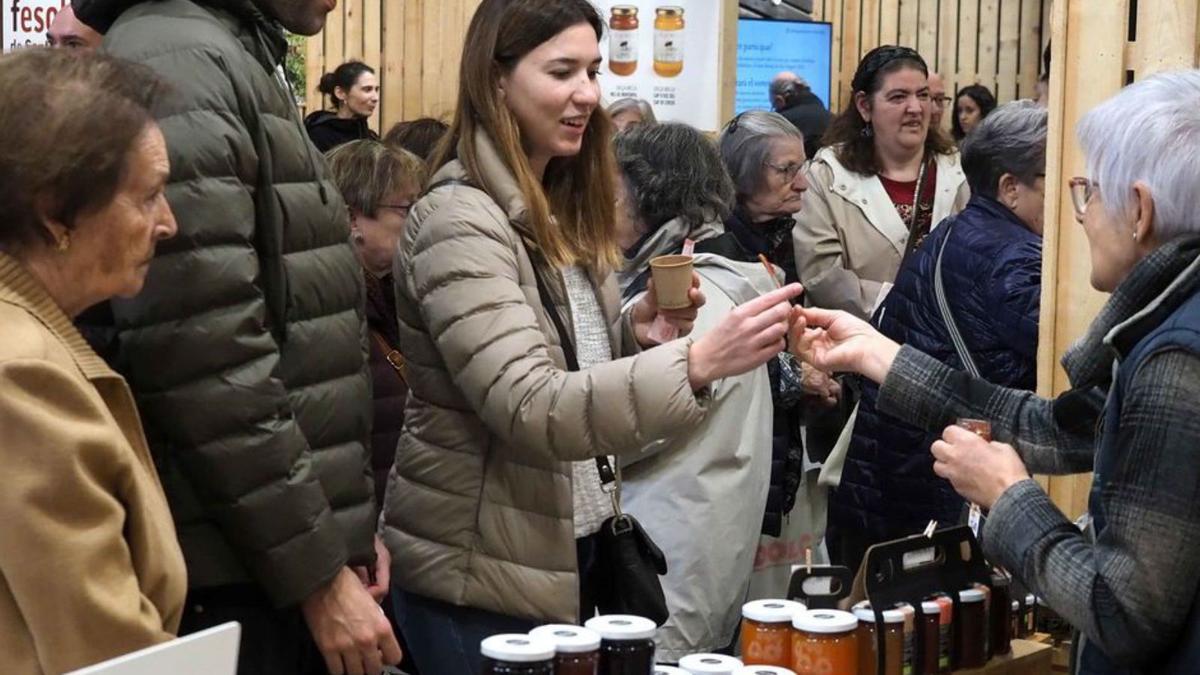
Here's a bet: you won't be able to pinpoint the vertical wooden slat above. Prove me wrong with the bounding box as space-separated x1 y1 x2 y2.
860 0 881 59
880 0 900 46
977 0 1000 93
363 0 382 133
305 23 325 116
343 0 364 61
1018 0 1043 99
324 1 345 79
936 0 960 77
381 0 406 128
1133 0 1200 78
917 0 938 60
841 0 863 109
997 0 1021 101
402 0 424 120
898 0 919 47
829 0 846 110
956 0 980 88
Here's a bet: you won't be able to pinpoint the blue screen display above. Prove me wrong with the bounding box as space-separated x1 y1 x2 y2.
736 19 833 114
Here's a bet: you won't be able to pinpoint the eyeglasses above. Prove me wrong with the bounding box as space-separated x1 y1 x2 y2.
378 202 413 218
765 160 804 182
1068 177 1097 217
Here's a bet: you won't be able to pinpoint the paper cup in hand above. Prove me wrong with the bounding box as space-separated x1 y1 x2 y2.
649 254 694 309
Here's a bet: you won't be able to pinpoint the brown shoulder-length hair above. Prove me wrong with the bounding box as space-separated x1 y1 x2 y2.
430 0 618 271
822 45 955 176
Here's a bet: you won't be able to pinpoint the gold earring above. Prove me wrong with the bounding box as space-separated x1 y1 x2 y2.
55 232 70 252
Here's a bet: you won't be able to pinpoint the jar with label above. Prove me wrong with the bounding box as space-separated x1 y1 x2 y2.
732 667 797 675
1022 595 1038 637
852 602 905 675
956 589 988 669
891 603 916 675
608 6 638 76
678 653 743 674
653 7 684 77
530 624 602 675
585 615 657 675
741 600 804 667
989 574 1012 656
937 597 955 673
481 634 556 675
1009 600 1021 643
790 609 858 674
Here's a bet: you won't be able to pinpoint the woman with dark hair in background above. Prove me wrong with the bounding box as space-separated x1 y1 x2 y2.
305 60 380 152
0 48 184 675
794 45 968 319
952 84 998 141
383 117 450 162
379 0 802 671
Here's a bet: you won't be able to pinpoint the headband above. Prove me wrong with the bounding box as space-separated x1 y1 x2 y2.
851 45 928 93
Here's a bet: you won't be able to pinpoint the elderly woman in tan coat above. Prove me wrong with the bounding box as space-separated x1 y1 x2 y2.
795 46 968 318
381 1 803 672
0 50 185 674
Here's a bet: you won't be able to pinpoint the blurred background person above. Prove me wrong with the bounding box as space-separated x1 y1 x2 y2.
770 71 832 160
383 117 450 163
380 2 802 670
710 110 841 597
829 101 1047 572
928 71 949 130
48 2 102 50
0 48 183 675
795 45 968 319
792 70 1200 673
607 96 657 131
952 84 998 142
614 122 776 661
306 60 381 152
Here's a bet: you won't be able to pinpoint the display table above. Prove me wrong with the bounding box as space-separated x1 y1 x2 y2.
955 639 1054 674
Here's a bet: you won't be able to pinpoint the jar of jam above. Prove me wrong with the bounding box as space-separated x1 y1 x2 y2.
653 7 684 77
481 634 556 675
916 598 945 672
989 574 1012 656
740 599 804 667
852 602 905 675
732 667 797 675
530 624 602 675
678 653 743 673
790 609 858 675
1009 600 1021 643
890 603 916 675
1022 594 1038 637
608 6 638 76
956 589 987 669
585 615 657 675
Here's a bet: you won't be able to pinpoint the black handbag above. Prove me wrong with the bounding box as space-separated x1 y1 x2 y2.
521 239 671 626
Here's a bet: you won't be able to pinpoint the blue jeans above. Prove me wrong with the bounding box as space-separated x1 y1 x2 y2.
391 588 538 674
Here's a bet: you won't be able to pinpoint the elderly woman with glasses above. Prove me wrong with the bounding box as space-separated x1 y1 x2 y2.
704 111 840 591
792 70 1200 673
828 101 1048 573
794 45 969 319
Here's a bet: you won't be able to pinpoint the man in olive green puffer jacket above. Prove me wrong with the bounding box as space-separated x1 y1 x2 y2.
72 0 400 673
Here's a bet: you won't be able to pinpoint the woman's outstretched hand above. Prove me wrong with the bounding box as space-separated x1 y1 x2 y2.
788 305 900 384
687 283 805 390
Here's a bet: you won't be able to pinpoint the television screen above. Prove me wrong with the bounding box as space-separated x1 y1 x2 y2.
736 19 833 114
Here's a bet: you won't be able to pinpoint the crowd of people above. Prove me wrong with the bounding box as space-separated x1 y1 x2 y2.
2 0 1200 674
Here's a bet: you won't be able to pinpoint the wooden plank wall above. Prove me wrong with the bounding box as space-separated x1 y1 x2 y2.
1037 0 1200 518
811 0 1049 128
306 0 483 135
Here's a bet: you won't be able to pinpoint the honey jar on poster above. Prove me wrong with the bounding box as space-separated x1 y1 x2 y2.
653 7 684 77
608 6 638 76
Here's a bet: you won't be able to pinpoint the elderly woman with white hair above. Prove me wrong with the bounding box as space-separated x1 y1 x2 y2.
702 111 839 597
829 101 1048 573
607 97 656 132
791 70 1200 673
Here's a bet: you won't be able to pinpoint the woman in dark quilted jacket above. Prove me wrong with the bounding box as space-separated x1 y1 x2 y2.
828 101 1047 573
326 140 426 508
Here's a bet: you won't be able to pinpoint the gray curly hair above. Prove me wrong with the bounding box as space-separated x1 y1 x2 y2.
613 122 734 229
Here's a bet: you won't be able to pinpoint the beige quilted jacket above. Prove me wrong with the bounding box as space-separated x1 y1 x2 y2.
381 130 709 623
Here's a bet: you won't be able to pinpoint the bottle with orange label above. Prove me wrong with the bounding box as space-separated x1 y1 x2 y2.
608 6 638 76
653 7 684 77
